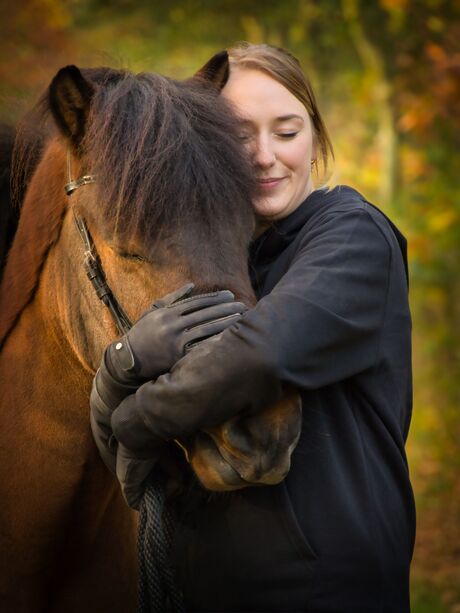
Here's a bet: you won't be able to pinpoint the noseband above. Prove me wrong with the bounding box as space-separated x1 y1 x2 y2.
64 152 132 336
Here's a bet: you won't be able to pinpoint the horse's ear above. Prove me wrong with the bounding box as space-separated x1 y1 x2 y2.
193 50 230 90
49 65 95 150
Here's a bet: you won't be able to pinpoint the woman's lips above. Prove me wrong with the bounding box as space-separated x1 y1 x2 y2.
257 177 286 189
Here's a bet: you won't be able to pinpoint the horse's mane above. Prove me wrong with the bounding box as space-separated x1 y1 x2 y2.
0 142 68 347
0 124 19 277
0 66 256 347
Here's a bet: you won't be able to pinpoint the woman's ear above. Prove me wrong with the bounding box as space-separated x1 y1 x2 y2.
49 65 95 151
192 50 230 91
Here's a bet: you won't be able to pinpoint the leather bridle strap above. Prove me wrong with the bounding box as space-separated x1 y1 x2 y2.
72 213 132 335
64 153 132 336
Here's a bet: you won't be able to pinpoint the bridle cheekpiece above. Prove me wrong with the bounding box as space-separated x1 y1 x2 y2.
65 151 132 335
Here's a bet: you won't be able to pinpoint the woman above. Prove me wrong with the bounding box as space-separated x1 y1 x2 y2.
91 43 415 612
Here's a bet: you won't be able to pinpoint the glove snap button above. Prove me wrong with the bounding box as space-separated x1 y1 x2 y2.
115 342 123 350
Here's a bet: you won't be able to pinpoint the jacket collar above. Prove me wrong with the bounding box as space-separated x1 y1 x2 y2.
250 187 330 263
249 184 409 288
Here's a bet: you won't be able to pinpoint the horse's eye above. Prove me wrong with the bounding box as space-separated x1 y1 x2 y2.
118 250 146 262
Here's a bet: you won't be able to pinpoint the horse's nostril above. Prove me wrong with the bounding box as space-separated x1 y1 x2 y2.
190 432 251 491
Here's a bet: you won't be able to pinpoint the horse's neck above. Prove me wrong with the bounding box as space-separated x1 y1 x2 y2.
2 282 91 391
0 139 107 374
1 222 90 378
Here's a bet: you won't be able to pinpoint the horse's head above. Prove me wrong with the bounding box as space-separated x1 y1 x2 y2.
39 63 256 371
7 60 301 492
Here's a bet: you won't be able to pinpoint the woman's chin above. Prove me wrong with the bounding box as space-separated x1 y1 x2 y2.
254 198 280 219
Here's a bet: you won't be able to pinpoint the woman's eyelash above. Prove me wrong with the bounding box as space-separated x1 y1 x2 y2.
238 132 298 140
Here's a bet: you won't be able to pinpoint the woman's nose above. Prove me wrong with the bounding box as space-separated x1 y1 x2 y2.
253 137 276 169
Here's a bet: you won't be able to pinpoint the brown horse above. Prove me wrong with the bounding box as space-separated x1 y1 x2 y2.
0 59 301 612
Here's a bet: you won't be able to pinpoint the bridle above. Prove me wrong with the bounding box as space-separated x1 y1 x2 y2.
64 152 132 335
65 154 190 462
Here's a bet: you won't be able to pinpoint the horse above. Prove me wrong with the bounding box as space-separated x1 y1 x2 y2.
0 56 301 612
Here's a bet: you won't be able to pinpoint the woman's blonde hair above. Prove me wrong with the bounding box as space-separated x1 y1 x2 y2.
227 42 334 180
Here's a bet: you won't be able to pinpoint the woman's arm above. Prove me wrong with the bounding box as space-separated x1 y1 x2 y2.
90 286 247 472
111 208 393 453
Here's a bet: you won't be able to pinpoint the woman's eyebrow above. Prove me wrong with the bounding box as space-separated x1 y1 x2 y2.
275 114 304 122
238 114 304 127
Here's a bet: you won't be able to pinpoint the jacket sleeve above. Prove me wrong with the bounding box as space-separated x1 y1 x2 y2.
111 209 392 452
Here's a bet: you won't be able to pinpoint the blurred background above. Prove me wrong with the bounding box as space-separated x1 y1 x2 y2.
1 0 459 610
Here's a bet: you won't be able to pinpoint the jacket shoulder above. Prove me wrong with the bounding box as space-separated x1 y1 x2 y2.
301 185 409 285
305 186 403 244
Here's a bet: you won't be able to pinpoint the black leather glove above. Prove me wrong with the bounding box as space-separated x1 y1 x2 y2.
105 283 247 384
111 332 283 454
90 283 247 473
115 441 190 510
109 331 283 507
115 443 158 510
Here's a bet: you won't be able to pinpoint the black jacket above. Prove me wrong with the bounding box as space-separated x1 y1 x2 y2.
112 186 415 612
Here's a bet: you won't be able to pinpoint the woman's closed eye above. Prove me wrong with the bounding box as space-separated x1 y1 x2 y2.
276 131 299 139
238 131 298 142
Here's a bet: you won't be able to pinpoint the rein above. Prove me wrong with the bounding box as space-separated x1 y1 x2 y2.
65 153 185 613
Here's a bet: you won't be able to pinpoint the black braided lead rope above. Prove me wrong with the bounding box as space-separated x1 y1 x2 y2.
138 473 186 613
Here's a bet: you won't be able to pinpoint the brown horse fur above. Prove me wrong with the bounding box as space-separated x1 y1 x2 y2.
0 63 301 612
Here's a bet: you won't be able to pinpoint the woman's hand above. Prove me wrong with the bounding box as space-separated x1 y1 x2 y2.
105 283 247 383
90 283 247 474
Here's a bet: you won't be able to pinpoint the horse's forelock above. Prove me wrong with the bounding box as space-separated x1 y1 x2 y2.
81 70 256 270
